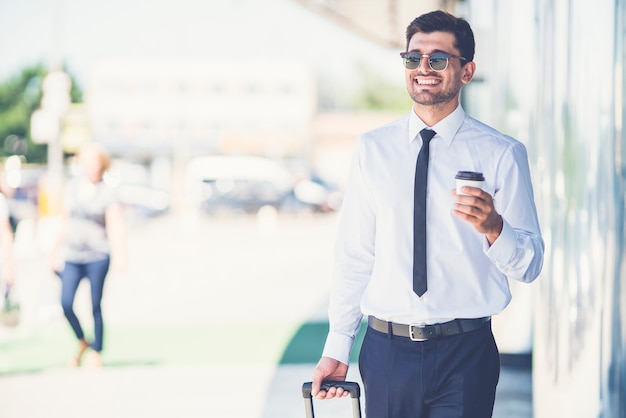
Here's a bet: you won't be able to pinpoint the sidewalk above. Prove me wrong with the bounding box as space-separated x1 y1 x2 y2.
0 360 531 418
0 212 532 417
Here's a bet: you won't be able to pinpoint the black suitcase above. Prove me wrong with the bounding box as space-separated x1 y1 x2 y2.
301 381 362 418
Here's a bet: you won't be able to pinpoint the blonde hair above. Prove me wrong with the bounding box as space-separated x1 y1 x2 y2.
76 142 111 173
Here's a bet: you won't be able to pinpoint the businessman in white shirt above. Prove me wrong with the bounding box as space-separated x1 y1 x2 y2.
311 10 544 418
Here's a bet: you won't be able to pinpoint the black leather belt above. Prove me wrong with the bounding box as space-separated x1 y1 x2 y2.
368 316 491 341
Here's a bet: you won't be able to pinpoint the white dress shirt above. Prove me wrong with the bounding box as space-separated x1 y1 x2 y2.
322 105 544 365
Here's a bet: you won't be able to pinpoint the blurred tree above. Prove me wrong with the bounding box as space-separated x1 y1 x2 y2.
0 64 83 164
317 63 409 111
352 62 411 111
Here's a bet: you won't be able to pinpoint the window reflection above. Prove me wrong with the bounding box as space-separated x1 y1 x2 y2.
464 0 625 416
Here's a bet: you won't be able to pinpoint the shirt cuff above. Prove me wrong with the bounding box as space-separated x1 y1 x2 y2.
321 331 354 365
484 218 516 267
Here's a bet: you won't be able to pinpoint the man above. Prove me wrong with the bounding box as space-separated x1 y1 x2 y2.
311 10 544 418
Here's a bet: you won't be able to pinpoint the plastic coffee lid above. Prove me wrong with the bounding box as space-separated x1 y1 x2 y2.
455 171 485 181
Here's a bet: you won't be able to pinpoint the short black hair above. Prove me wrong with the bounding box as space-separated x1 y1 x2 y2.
405 10 475 62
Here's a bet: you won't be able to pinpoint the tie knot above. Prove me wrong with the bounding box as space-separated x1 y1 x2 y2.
420 128 436 144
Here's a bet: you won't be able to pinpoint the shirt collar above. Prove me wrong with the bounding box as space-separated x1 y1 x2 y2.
408 104 466 145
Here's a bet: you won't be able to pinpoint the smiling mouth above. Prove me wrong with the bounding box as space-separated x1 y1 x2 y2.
415 78 440 85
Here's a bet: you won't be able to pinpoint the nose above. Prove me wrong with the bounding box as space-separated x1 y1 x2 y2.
417 55 431 72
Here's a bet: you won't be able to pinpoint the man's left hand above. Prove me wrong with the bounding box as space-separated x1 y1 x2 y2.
451 187 503 245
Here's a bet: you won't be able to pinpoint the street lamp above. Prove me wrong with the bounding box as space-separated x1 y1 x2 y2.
30 70 72 216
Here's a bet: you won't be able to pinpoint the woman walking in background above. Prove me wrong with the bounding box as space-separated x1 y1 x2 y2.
0 178 17 326
0 188 16 290
49 142 126 368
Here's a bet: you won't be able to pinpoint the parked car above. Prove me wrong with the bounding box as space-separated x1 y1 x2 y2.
3 163 46 229
104 160 171 218
185 155 294 214
291 173 343 213
184 155 342 215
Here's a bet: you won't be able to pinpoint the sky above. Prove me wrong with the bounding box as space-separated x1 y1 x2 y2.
0 0 404 91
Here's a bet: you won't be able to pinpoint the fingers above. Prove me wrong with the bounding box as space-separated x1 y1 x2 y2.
311 357 350 400
451 187 500 235
321 386 347 399
451 187 491 218
452 186 493 204
313 385 347 399
311 366 324 397
315 387 349 399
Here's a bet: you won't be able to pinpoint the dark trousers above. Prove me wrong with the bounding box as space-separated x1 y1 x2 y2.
60 257 110 352
359 321 500 418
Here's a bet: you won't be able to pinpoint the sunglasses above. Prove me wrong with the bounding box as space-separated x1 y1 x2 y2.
400 52 468 71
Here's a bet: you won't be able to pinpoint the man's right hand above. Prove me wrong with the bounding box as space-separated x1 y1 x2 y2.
311 356 349 400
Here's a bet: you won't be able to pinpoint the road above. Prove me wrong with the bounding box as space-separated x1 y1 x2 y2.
0 210 531 417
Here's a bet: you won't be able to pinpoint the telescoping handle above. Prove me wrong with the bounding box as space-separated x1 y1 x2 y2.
301 381 362 418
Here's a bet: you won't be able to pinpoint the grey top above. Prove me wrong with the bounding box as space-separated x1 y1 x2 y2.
62 178 119 263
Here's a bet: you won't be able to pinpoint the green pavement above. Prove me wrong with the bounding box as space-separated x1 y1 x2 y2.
0 320 366 376
279 321 366 365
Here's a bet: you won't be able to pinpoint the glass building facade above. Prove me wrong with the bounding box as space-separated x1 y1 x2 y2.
463 0 625 416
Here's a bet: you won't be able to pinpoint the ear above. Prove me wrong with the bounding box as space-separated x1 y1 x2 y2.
461 61 476 84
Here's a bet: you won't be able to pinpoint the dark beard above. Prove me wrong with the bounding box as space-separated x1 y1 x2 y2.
408 78 464 107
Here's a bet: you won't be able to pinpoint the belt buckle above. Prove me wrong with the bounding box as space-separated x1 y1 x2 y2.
408 323 429 341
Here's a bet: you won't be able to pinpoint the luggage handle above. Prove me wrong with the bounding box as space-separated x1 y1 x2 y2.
301 381 362 418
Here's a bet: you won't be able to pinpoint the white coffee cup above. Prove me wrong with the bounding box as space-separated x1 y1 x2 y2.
455 171 484 195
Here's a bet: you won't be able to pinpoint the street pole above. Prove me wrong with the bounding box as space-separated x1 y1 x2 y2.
30 70 71 217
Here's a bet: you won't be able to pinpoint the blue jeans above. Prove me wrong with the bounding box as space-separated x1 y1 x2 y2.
60 257 110 352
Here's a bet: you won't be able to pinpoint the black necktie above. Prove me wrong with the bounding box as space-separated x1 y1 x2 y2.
413 128 436 297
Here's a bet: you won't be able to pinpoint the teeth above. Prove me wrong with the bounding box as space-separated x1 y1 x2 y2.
416 79 438 85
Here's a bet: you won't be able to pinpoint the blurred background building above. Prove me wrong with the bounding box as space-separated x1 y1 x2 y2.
86 58 316 159
0 0 624 416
